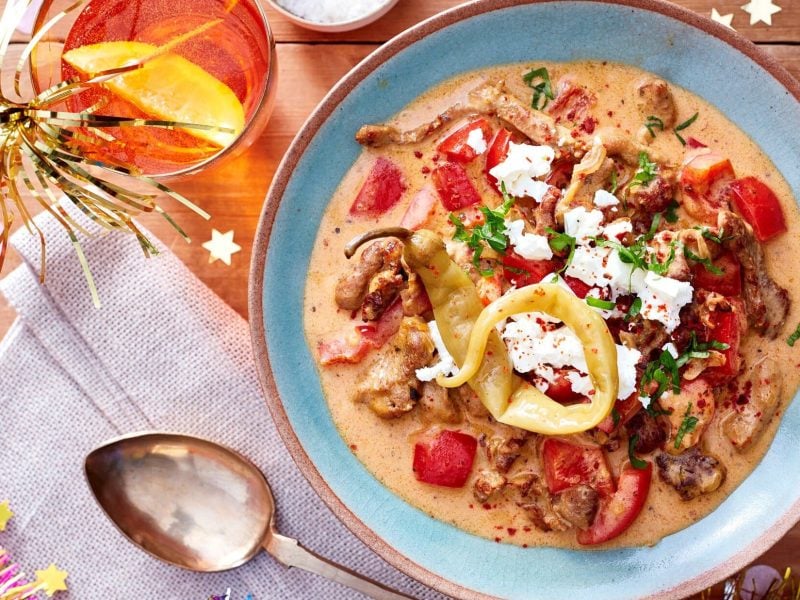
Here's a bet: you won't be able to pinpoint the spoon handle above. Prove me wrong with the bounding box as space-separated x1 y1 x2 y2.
265 532 416 600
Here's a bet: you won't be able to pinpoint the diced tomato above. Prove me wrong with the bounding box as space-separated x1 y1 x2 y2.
318 301 403 365
432 162 482 211
400 185 437 230
545 157 577 189
485 128 513 192
727 176 787 241
597 393 642 434
685 137 707 149
542 438 615 497
564 276 592 299
702 309 741 384
437 118 493 163
542 371 586 405
692 253 742 297
502 252 561 287
577 463 652 545
413 430 478 488
679 150 735 224
349 157 407 217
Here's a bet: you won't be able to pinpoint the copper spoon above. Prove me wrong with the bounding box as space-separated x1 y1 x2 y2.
84 432 415 600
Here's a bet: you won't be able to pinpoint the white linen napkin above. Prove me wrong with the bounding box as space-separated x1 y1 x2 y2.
0 212 446 599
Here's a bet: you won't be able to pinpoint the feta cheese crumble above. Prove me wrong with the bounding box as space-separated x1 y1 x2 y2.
563 207 605 243
504 219 553 260
636 271 694 333
488 142 554 200
415 321 458 382
593 189 620 208
465 128 487 155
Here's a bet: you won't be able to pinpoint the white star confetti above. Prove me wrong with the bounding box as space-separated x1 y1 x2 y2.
711 8 735 29
741 0 781 25
202 229 242 265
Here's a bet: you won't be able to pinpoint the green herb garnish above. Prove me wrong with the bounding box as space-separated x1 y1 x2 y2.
674 402 700 449
644 212 662 241
684 247 723 275
628 152 659 188
696 226 733 244
628 435 649 470
612 408 621 427
523 67 555 111
674 112 699 146
609 169 619 195
545 227 577 273
640 348 682 405
644 115 665 138
625 297 643 322
788 323 800 347
450 184 515 276
665 200 680 223
586 297 616 310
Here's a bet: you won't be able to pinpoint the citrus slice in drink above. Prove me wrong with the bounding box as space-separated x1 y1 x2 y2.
63 41 245 148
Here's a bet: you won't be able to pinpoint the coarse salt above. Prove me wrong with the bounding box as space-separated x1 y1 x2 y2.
276 0 388 24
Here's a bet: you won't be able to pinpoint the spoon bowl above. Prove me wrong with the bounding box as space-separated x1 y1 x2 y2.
85 432 413 599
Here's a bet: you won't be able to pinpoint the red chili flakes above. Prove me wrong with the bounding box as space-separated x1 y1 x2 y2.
696 398 707 410
421 165 431 175
523 526 532 533
431 153 440 163
494 537 502 543
413 150 423 159
580 117 597 134
607 110 614 117
507 528 517 536
482 503 493 511
349 444 358 451
522 544 529 548
469 503 474 509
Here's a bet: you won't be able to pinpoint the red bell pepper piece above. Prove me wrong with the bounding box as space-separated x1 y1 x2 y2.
542 438 616 497
318 301 403 365
563 276 592 299
692 252 742 297
432 162 482 211
597 393 642 434
727 176 787 241
413 430 478 488
577 462 652 545
349 157 407 217
437 118 493 163
679 150 736 224
501 252 561 288
485 128 513 192
702 309 741 384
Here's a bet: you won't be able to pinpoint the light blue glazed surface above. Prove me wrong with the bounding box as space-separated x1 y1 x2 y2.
261 3 800 598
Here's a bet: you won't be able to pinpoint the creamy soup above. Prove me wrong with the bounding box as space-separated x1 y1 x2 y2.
304 61 800 548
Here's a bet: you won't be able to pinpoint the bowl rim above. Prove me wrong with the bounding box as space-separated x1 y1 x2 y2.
263 0 400 32
249 1 800 598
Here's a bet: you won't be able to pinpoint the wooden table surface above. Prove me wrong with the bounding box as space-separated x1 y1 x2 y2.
1 0 798 596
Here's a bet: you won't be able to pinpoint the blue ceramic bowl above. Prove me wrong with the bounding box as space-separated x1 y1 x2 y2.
250 1 800 598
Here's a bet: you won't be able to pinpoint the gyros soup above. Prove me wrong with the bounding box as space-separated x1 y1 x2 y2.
304 61 800 548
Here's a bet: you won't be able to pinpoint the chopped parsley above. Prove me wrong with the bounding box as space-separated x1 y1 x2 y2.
684 247 723 275
674 112 699 146
609 169 619 195
523 67 555 111
625 297 643 322
628 152 659 188
674 402 700 449
675 331 729 367
450 184 515 276
644 115 665 138
644 212 662 241
545 228 577 273
628 435 649 470
696 226 734 244
586 297 616 310
665 200 680 223
641 348 681 404
787 323 800 347
596 234 676 278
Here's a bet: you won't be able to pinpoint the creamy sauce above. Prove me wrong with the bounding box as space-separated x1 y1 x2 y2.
303 61 800 548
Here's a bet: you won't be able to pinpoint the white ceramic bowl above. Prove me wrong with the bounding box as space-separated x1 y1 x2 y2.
265 0 400 33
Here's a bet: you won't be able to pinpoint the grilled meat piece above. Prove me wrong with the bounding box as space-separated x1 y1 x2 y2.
656 447 726 500
719 210 790 338
473 469 507 503
483 431 529 473
552 485 599 530
634 77 676 134
548 77 597 133
619 318 670 365
335 239 405 320
450 385 491 419
355 105 472 147
355 318 434 418
659 379 716 454
650 230 690 281
628 176 675 232
418 381 462 424
511 473 570 532
400 271 431 317
625 410 667 454
722 356 782 449
516 186 560 235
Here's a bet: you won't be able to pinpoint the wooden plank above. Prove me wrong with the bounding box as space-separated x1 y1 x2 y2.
263 0 800 44
763 43 800 82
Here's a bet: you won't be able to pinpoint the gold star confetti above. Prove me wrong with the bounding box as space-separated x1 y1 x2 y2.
0 500 13 531
34 564 69 597
741 0 781 25
202 229 242 266
711 8 735 28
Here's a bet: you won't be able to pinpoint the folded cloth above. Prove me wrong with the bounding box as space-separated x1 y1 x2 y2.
0 213 445 599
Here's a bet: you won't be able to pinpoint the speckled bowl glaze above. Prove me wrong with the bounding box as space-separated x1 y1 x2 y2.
250 1 800 598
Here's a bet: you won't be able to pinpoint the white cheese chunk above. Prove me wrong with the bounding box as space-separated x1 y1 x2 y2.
488 142 554 200
662 342 679 358
415 321 458 382
602 218 633 241
504 219 554 260
466 128 487 155
593 189 620 208
563 207 605 243
636 271 694 333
